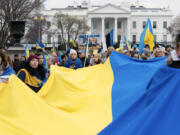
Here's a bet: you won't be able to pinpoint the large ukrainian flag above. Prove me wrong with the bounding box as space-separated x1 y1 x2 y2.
1 51 180 135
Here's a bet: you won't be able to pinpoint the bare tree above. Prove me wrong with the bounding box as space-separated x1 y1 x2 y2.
0 0 45 47
24 14 50 44
72 18 90 41
53 13 90 46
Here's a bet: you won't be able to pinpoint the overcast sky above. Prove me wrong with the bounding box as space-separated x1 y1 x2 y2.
44 0 180 16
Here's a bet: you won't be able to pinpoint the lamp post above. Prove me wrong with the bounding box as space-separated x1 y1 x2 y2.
33 15 45 42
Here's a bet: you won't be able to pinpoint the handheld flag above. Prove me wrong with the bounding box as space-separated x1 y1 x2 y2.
36 38 45 49
85 36 89 58
139 18 154 53
43 55 48 69
24 44 29 59
124 36 131 51
69 35 76 47
57 52 62 63
120 40 124 49
110 29 114 46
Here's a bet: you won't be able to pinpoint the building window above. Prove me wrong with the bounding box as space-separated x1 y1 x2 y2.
118 22 122 29
132 35 136 42
143 21 146 28
132 21 136 29
163 21 167 29
105 21 109 29
163 35 167 42
47 34 51 43
118 35 121 41
93 20 96 29
153 21 157 29
154 35 157 42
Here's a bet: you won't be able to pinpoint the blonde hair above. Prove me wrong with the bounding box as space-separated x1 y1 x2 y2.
48 56 56 65
152 48 165 58
94 53 101 60
106 47 115 57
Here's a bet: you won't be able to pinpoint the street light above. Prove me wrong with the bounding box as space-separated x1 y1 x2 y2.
33 15 45 42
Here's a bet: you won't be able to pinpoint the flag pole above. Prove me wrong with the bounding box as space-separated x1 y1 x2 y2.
84 55 87 67
84 35 89 67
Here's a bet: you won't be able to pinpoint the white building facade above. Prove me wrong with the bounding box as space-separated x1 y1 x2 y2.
42 2 173 46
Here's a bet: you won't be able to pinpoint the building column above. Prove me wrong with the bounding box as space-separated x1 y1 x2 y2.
114 17 118 43
101 17 105 42
88 17 92 35
127 17 130 41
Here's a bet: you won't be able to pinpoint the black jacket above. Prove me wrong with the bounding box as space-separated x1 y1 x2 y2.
13 60 21 73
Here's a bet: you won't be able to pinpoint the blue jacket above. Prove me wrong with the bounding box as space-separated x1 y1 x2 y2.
0 66 16 76
65 57 83 69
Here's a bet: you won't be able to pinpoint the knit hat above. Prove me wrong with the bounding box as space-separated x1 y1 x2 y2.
70 49 77 55
28 54 39 62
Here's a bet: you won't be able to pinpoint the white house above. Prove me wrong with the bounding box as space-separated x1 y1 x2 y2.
42 1 173 46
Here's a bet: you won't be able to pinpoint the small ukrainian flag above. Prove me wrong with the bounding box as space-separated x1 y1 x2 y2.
24 44 29 59
139 18 154 53
69 35 76 47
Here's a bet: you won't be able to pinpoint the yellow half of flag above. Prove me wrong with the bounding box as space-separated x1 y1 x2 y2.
38 60 114 134
0 75 88 135
70 38 76 47
0 59 114 135
144 28 155 52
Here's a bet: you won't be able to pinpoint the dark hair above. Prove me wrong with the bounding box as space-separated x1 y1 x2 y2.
0 50 8 70
22 59 46 80
165 45 171 51
36 52 42 55
144 44 150 49
0 47 6 51
36 48 43 53
21 56 26 61
21 55 26 58
14 54 19 57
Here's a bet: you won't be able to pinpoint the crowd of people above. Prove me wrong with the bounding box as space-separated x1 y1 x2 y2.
0 38 180 93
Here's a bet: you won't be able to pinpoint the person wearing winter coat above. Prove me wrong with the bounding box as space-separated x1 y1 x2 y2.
65 49 83 69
